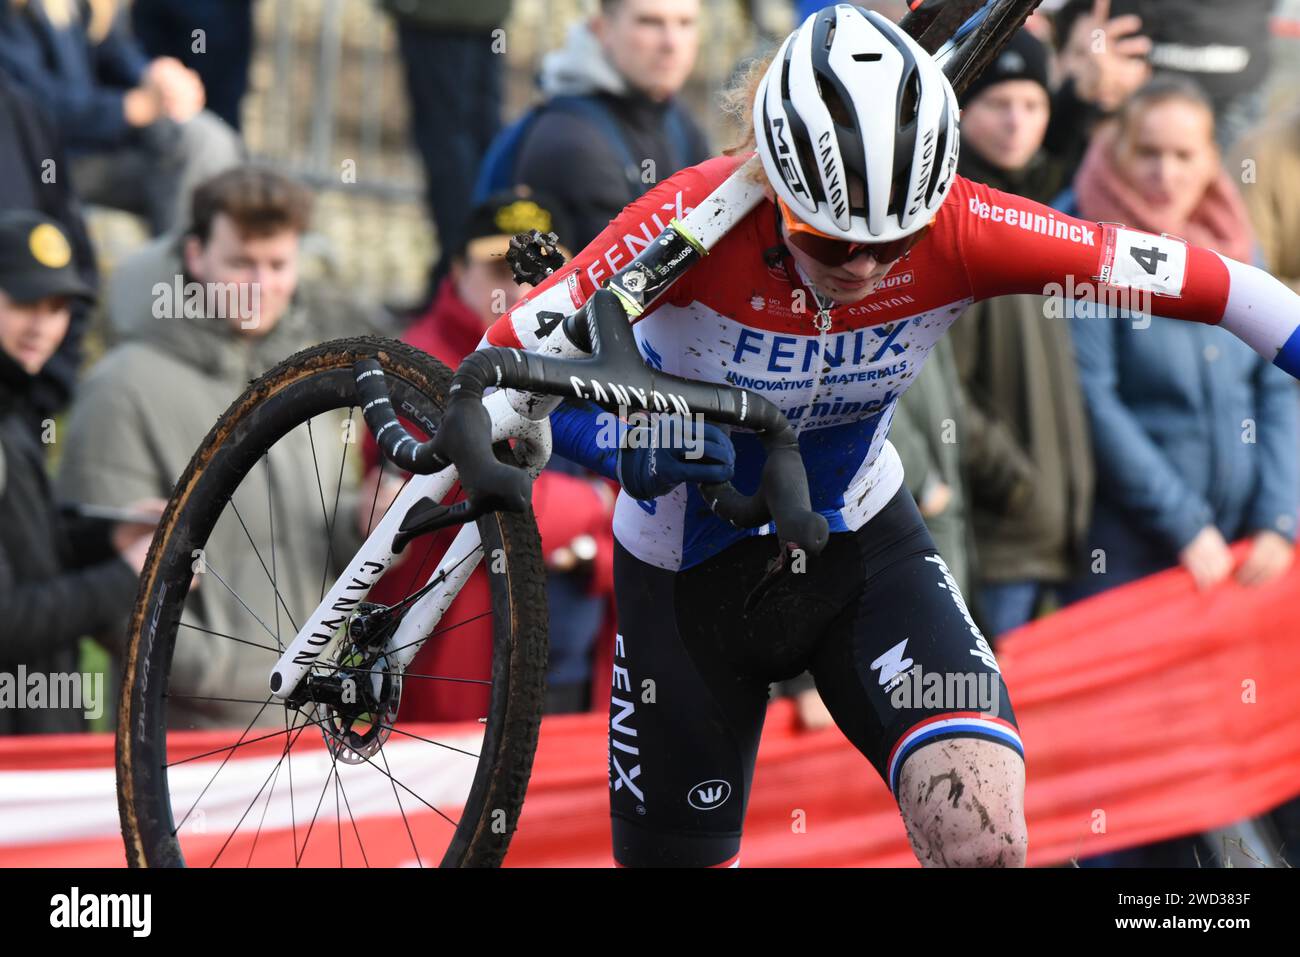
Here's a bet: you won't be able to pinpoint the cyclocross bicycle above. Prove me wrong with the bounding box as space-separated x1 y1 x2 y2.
117 0 1044 867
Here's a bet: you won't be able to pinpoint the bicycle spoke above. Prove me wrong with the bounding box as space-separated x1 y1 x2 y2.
228 496 301 640
383 606 493 661
400 480 467 601
334 669 492 687
267 453 282 648
335 766 343 867
207 713 314 867
166 720 298 769
167 693 283 707
378 745 423 868
178 620 282 655
365 458 415 539
335 768 370 868
286 706 300 864
172 697 290 836
245 743 287 866
378 721 480 760
305 417 331 603
387 540 483 615
295 708 460 832
296 695 357 868
295 756 341 867
200 560 283 647
323 407 354 601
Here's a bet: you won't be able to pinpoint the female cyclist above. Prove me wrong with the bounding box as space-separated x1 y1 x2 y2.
483 4 1300 867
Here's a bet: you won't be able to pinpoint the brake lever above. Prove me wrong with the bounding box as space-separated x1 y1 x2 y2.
391 496 485 553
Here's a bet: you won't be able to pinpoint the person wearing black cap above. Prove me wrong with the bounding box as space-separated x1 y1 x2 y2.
943 29 1097 639
0 71 98 439
0 211 158 734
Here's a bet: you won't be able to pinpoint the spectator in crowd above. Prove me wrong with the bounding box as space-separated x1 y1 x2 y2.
0 70 96 432
360 189 618 718
946 30 1096 638
55 167 374 730
1231 106 1300 293
1061 77 1298 865
511 0 711 249
0 211 156 735
1062 77 1297 600
1042 0 1153 187
381 0 512 277
130 0 255 132
0 0 242 235
1054 0 1278 151
102 170 393 343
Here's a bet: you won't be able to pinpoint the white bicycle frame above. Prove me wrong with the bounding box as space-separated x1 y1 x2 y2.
267 157 769 701
267 389 552 699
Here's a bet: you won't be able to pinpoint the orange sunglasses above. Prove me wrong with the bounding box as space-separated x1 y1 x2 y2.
778 197 933 267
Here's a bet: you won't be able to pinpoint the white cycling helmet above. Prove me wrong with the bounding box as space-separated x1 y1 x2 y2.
753 3 961 243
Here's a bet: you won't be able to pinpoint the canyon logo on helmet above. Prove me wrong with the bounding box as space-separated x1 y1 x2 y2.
754 3 961 245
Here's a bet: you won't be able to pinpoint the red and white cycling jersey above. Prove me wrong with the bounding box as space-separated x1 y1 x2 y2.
487 153 1300 571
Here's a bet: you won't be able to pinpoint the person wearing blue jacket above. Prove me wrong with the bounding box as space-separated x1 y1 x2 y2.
1060 76 1298 868
1060 78 1298 602
0 0 241 235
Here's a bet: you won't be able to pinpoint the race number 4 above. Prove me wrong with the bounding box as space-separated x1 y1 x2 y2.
1095 225 1188 297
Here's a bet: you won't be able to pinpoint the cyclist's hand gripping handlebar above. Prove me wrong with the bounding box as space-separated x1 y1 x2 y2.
354 290 829 557
353 359 532 532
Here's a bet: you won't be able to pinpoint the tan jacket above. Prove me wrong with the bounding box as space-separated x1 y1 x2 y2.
1232 111 1300 291
57 278 369 730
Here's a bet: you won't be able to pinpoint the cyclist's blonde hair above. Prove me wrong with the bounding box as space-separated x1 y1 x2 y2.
719 50 777 184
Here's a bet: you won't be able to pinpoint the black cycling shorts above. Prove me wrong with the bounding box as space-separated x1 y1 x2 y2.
606 483 1023 867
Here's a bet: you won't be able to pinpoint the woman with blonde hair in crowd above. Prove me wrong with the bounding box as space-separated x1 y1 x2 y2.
1059 76 1299 866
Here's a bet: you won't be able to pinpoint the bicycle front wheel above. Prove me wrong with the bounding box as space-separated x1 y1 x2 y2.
117 336 548 867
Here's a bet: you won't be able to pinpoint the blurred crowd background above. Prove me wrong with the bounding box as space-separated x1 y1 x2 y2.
3 0 1300 868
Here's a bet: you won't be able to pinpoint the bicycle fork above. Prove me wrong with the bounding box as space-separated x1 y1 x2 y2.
266 389 552 702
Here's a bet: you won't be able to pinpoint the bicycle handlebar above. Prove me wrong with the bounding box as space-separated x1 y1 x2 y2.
355 289 831 556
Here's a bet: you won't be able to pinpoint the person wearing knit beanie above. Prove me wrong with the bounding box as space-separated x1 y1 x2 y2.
959 29 1055 186
960 27 1052 109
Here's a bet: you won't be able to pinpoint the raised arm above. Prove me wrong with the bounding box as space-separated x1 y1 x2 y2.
480 156 740 477
948 177 1300 381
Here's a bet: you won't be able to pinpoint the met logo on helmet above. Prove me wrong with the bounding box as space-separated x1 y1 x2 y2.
771 117 808 198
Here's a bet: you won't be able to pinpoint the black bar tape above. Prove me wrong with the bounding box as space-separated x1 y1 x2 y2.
353 359 449 474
